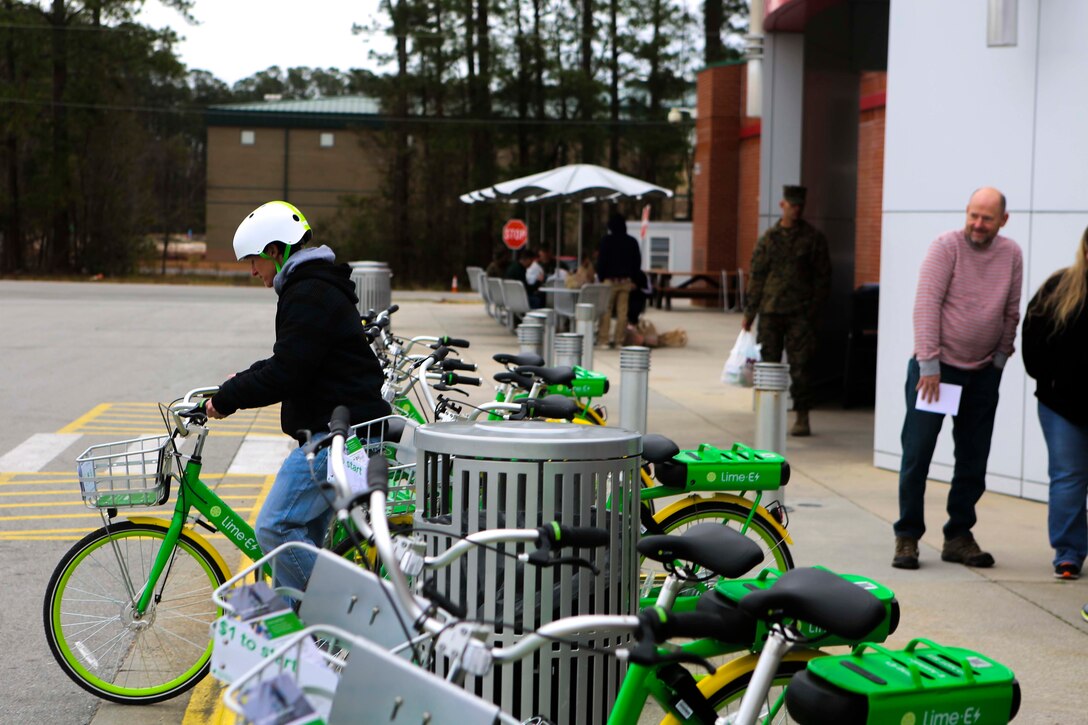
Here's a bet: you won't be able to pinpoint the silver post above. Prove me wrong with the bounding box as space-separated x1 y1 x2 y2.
554 332 584 368
575 303 596 370
526 309 556 366
619 346 651 434
516 322 543 358
753 361 789 509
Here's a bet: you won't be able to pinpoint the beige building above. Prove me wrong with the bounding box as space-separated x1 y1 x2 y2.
205 97 384 261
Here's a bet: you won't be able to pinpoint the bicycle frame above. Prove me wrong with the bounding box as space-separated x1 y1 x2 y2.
124 422 265 617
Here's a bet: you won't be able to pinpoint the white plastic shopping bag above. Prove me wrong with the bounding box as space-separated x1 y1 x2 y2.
721 329 761 387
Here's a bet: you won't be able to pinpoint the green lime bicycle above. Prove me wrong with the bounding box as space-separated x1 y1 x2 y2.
44 387 269 704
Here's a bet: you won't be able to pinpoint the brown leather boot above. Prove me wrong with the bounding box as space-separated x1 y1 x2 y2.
790 410 810 437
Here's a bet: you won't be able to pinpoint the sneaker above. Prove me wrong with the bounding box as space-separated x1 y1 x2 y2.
1054 562 1081 580
941 534 995 568
1082 604 1088 623
892 536 919 570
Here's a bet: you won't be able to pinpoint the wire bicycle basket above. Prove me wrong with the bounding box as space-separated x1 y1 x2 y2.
76 433 178 509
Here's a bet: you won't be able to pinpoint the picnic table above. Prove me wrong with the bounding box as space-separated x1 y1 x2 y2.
648 269 737 310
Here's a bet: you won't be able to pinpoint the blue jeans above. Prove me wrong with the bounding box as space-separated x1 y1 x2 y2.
1038 401 1088 569
894 358 1002 541
256 434 333 595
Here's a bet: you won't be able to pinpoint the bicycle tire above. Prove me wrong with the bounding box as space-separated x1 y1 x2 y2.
659 652 816 725
641 498 794 603
43 520 227 704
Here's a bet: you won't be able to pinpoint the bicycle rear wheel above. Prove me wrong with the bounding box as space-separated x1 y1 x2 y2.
43 521 227 704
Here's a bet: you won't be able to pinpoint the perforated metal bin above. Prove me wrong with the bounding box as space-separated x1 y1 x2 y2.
413 420 641 725
348 261 392 315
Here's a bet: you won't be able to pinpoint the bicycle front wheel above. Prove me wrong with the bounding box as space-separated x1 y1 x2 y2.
43 521 227 704
641 498 794 605
660 652 816 725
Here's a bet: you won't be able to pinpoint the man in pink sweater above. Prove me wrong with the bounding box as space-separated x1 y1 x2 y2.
892 187 1022 570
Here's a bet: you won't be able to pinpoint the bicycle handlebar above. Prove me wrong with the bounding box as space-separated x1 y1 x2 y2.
434 336 470 349
439 359 477 373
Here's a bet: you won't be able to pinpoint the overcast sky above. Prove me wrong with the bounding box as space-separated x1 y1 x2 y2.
136 0 713 87
137 1 387 85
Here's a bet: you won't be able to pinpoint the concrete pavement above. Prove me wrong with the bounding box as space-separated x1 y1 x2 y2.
396 289 1086 724
83 286 1085 724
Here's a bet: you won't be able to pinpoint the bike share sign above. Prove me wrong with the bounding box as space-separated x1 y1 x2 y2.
502 219 529 250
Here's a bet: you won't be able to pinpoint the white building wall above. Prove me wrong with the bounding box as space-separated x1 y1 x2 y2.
876 0 1088 502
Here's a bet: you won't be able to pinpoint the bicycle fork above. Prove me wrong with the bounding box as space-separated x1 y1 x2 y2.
726 625 793 725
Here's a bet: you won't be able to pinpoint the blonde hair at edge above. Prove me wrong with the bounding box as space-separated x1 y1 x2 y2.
1036 226 1088 334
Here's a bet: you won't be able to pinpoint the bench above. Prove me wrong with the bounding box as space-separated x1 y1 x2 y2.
656 285 721 310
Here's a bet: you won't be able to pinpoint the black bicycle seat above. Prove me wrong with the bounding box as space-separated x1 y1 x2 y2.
493 352 545 367
638 523 763 579
738 568 885 640
515 365 576 387
642 434 680 464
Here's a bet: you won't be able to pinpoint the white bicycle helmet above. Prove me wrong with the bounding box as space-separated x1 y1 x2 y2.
233 200 312 261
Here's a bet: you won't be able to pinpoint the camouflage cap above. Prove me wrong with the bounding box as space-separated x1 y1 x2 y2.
783 185 807 205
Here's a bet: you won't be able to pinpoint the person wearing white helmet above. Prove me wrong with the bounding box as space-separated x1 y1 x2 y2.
206 201 389 594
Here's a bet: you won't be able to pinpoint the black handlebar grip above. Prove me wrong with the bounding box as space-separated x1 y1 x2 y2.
366 453 389 494
329 406 352 439
439 336 470 348
386 304 400 315
443 373 482 387
541 522 610 549
441 359 477 372
655 611 732 641
430 346 452 362
558 524 610 548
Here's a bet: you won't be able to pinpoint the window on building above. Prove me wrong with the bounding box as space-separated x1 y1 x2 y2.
320 132 335 148
649 236 671 270
240 130 255 145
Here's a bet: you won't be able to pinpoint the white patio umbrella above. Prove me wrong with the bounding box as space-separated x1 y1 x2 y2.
462 164 672 260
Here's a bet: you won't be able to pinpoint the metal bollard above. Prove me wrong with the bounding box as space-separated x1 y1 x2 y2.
575 303 596 370
526 309 556 366
554 332 584 368
753 361 790 509
619 346 651 434
516 322 543 357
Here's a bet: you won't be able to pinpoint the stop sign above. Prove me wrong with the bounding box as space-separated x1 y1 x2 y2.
502 219 529 250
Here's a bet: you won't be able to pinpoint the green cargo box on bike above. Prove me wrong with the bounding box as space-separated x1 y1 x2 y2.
543 365 610 399
787 638 1020 725
652 442 788 492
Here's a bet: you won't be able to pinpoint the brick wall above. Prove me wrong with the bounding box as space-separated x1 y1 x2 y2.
854 71 887 287
206 126 382 261
692 64 743 274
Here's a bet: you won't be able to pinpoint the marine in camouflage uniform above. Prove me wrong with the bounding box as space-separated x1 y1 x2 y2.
742 185 831 435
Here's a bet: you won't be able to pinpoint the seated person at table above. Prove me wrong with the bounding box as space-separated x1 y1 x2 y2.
506 247 544 308
485 246 511 278
565 254 596 289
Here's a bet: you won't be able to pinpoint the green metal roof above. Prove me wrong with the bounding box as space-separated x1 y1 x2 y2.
206 95 384 129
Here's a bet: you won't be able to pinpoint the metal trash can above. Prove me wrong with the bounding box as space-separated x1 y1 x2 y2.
348 261 392 316
413 421 641 725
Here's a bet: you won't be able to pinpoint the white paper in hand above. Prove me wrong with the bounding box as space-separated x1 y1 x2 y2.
915 383 962 416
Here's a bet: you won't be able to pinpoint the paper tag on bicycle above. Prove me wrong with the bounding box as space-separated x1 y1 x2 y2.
327 446 371 496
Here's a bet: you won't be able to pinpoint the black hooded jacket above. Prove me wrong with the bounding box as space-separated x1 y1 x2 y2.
596 215 642 281
1023 272 1088 426
211 257 389 443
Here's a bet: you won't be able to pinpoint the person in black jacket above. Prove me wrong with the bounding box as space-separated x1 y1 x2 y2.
1023 225 1088 581
596 212 642 348
206 201 389 593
